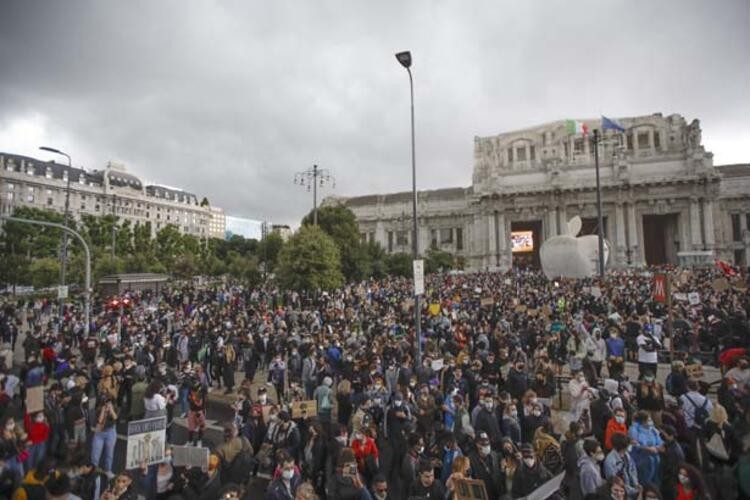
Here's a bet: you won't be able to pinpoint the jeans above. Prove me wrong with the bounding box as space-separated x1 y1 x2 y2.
180 387 189 415
91 427 117 472
27 442 46 471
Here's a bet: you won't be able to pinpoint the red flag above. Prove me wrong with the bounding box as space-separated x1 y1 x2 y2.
716 260 738 277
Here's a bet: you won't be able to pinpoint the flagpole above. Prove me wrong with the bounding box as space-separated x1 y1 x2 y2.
593 129 605 277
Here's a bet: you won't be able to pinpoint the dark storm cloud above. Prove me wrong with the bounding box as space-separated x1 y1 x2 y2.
0 0 748 226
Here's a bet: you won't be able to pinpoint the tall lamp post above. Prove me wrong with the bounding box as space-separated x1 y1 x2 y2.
395 50 422 365
39 146 72 317
294 165 335 226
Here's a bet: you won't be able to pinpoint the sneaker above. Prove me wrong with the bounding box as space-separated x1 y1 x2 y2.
180 413 187 419
105 471 115 480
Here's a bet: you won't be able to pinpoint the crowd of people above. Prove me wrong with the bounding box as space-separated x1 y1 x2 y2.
0 266 748 500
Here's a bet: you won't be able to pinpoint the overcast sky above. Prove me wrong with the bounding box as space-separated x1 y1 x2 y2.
1 0 748 226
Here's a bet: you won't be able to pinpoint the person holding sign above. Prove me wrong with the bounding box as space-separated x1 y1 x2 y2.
91 395 118 475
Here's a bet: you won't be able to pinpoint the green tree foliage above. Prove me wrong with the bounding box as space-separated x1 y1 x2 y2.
258 232 283 273
277 225 343 292
227 252 262 287
28 257 61 289
425 248 454 274
386 252 413 278
301 205 372 281
94 256 125 281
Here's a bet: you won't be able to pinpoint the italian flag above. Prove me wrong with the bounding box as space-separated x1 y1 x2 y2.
566 120 589 136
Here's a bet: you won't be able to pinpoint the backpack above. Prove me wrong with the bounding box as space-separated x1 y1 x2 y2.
540 441 563 474
686 394 709 428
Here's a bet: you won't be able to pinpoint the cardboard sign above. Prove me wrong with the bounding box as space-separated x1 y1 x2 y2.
480 297 494 307
527 309 538 317
126 417 167 470
713 278 729 292
26 386 44 414
688 292 701 306
173 445 209 470
591 286 602 298
686 363 704 379
542 305 552 318
674 293 688 302
291 400 317 419
402 298 415 312
514 305 527 313
454 478 489 500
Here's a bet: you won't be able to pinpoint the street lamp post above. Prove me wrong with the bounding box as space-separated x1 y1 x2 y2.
395 50 422 365
39 146 72 317
1 216 90 337
294 165 335 226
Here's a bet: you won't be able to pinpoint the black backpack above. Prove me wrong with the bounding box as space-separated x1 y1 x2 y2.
685 394 709 428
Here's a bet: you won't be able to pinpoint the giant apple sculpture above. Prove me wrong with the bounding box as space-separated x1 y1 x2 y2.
539 216 610 279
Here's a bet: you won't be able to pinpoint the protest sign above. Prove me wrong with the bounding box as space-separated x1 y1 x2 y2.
454 478 489 500
291 400 317 419
480 297 494 307
712 278 729 292
688 292 701 306
674 293 688 302
173 445 209 470
126 417 166 470
26 386 44 414
590 286 602 298
514 304 527 313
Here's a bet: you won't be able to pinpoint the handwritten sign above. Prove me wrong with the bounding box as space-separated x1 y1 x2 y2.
291 400 317 419
480 297 494 307
686 363 704 380
173 445 209 470
126 417 166 470
26 386 44 414
712 278 729 292
688 292 701 306
454 478 489 500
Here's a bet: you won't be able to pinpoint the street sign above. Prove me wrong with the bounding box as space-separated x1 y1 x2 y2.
57 285 68 300
413 259 424 295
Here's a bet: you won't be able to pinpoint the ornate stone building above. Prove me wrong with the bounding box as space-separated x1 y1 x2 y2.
328 113 750 270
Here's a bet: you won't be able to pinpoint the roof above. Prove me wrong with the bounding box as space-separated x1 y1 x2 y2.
716 163 750 178
98 273 170 284
145 185 198 205
343 186 472 207
1 152 103 185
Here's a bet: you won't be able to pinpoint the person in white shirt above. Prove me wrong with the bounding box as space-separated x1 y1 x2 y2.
679 380 713 463
636 326 661 379
725 357 750 389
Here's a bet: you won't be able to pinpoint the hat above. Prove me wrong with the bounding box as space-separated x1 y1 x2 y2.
520 443 534 455
135 365 146 379
477 432 490 444
661 424 677 437
278 411 291 422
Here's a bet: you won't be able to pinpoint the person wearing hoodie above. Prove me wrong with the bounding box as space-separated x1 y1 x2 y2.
511 443 553 498
578 438 605 498
11 456 53 500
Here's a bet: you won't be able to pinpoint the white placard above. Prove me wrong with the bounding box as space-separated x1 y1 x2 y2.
413 260 424 296
57 285 68 299
173 445 209 471
590 286 602 298
126 417 167 470
688 292 701 306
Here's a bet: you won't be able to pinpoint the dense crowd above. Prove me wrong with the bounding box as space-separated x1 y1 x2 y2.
0 266 748 500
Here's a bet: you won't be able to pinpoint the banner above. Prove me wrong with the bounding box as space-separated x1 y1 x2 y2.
291 400 317 419
126 417 167 470
173 445 209 470
653 274 667 304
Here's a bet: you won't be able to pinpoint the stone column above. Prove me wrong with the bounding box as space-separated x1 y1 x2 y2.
497 211 509 269
487 211 496 267
627 202 640 264
375 220 385 248
615 203 627 265
547 207 558 238
689 197 702 249
703 199 715 249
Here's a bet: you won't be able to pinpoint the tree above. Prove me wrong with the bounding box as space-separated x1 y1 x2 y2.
173 252 198 279
28 258 61 289
301 205 367 281
386 252 413 278
227 252 262 286
155 225 183 269
94 256 124 281
425 248 454 274
277 225 343 292
258 232 284 272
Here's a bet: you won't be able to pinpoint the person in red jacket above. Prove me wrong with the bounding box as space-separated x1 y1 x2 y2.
24 411 50 471
351 427 379 481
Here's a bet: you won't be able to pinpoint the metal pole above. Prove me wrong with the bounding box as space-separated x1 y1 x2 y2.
60 153 72 318
313 165 318 226
593 129 605 277
111 194 116 260
1 216 90 336
406 67 422 366
666 273 674 363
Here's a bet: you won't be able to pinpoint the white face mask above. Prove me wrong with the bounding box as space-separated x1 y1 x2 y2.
615 415 625 424
480 445 491 456
416 446 425 455
523 458 535 467
282 469 294 480
678 473 690 485
594 452 605 462
259 395 267 403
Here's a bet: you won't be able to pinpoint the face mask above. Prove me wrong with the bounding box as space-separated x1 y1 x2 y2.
336 436 348 444
259 395 267 404
523 458 535 467
282 469 294 480
509 410 518 418
678 473 690 485
646 420 654 428
626 445 633 453
374 493 387 500
416 446 424 455
595 452 605 462
394 400 403 407
532 410 542 417
480 445 491 456
615 416 625 424
530 397 538 405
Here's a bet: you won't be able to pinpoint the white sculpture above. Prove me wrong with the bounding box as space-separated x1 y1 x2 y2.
540 216 610 279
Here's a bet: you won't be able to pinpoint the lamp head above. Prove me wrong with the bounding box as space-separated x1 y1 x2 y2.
39 146 62 154
395 51 412 69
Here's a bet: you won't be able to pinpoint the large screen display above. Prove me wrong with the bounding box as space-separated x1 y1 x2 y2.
511 231 534 253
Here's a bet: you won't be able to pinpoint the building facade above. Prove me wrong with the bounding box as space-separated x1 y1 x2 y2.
208 206 226 239
0 153 213 238
329 113 750 270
